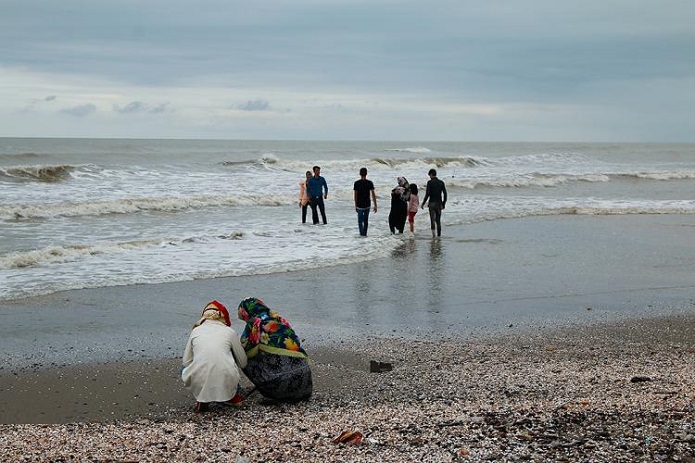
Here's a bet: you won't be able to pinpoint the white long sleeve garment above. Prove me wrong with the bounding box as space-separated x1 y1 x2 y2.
181 320 248 403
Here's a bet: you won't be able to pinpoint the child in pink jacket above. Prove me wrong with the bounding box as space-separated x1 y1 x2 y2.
407 183 419 233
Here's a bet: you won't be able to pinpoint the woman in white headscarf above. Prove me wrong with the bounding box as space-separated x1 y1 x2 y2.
298 170 312 224
181 300 248 412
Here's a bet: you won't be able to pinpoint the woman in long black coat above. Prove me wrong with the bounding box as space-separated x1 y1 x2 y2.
388 177 410 234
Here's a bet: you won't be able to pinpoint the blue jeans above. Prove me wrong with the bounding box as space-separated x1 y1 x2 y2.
356 207 370 236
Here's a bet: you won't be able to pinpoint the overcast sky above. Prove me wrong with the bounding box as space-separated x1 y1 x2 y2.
2 0 694 141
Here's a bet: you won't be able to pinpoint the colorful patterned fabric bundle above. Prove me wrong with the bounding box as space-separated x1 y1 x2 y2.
237 297 308 359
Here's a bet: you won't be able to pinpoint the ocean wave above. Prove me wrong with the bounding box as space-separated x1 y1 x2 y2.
446 170 695 189
0 240 164 270
0 228 402 301
215 152 613 174
258 153 282 165
1 233 254 270
447 173 611 189
2 193 292 220
220 153 488 172
439 198 695 230
365 156 485 169
492 152 594 167
613 171 695 181
0 164 75 183
539 201 695 217
221 153 281 167
384 146 432 153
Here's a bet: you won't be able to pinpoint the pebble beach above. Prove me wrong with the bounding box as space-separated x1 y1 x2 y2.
2 314 694 462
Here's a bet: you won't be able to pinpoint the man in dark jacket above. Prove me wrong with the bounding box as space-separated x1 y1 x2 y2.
421 168 447 237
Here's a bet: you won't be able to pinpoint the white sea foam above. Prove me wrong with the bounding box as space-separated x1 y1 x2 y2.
0 225 403 301
1 194 291 220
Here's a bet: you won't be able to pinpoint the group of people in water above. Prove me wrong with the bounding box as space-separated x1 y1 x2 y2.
181 297 312 412
300 166 448 238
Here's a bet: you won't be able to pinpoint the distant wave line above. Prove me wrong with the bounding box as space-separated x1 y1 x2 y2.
443 170 695 189
383 147 432 153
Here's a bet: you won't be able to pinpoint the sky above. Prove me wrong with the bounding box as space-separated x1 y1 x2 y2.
1 0 694 142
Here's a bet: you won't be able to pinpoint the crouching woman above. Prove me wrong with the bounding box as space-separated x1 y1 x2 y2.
237 297 313 402
181 300 248 412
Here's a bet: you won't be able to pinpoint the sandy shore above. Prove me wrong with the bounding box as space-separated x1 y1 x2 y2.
1 214 694 461
1 314 694 461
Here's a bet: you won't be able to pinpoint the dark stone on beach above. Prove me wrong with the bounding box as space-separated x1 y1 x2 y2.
369 361 393 373
630 376 652 383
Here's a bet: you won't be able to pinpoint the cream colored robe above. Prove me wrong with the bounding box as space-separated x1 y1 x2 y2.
181 320 248 403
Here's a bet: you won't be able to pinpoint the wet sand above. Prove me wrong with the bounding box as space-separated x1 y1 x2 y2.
0 347 371 425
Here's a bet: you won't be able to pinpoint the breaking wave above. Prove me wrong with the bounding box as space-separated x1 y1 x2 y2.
0 165 75 182
2 193 291 220
447 171 695 189
0 240 165 270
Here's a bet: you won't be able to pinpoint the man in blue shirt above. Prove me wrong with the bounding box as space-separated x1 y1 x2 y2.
306 165 328 224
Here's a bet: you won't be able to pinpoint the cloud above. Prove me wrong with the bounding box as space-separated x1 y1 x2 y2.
237 99 271 112
113 101 145 114
0 1 694 140
148 103 169 114
60 104 97 117
113 101 170 114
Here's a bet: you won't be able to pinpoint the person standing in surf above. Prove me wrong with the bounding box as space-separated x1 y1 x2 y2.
353 167 377 236
407 183 419 233
306 165 328 225
298 170 312 224
421 168 447 237
388 177 410 234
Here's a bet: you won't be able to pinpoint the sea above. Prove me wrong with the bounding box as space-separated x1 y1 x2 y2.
1 138 694 303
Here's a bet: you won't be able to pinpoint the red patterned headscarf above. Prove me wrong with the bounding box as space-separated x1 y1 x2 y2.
193 300 231 327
